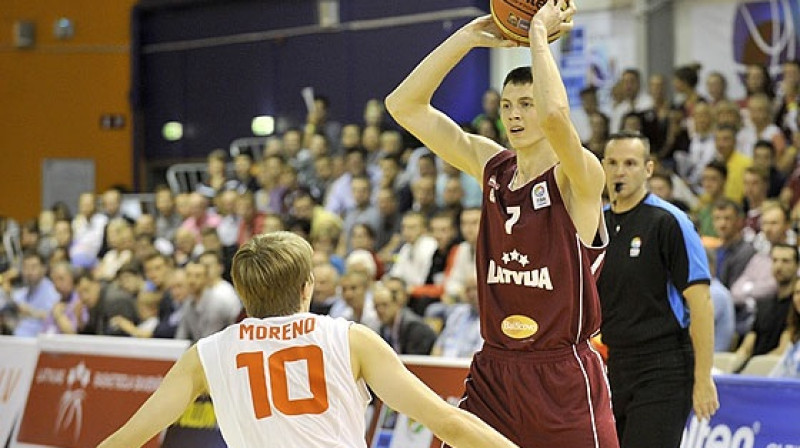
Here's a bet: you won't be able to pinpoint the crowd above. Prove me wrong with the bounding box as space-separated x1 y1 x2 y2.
1 60 800 378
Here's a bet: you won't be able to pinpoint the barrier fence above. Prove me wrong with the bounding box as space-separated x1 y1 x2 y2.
3 336 799 447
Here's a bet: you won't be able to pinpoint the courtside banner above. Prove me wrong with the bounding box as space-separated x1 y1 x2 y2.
681 374 800 448
14 334 188 448
0 337 39 447
369 356 470 448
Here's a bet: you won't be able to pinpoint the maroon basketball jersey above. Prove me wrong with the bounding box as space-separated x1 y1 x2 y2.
477 151 606 351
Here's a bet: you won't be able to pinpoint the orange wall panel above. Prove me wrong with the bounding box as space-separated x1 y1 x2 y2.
0 0 136 222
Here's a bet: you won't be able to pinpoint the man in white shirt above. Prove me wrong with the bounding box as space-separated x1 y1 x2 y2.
388 211 437 290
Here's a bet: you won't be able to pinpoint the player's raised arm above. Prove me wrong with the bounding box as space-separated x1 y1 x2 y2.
97 346 208 448
385 15 514 181
348 324 519 448
528 1 604 199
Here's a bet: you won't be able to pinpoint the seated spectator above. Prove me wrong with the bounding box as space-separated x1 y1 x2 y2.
181 193 221 242
110 290 162 338
0 252 60 337
431 275 483 358
329 269 379 332
44 262 86 335
706 249 735 352
175 261 237 344
94 218 134 282
235 192 266 246
770 280 800 378
230 152 260 193
348 223 385 279
675 102 717 191
154 184 182 242
648 171 690 212
197 250 242 321
195 149 232 199
375 187 403 266
409 212 459 315
310 263 340 315
741 167 770 239
373 281 436 355
70 192 107 268
444 208 481 301
152 268 188 339
388 212 438 294
751 140 786 198
733 244 797 371
712 199 756 290
692 161 728 238
76 272 138 336
715 124 753 205
739 93 787 159
173 227 203 268
340 175 381 254
214 190 240 248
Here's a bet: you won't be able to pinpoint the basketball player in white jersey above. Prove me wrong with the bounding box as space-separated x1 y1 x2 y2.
98 231 519 448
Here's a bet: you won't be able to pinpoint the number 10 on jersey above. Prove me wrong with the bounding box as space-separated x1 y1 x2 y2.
237 345 330 419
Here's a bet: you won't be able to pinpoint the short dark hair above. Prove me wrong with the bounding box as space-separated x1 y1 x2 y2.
771 242 799 265
712 198 743 216
606 131 651 156
704 160 728 179
753 139 776 156
503 66 533 88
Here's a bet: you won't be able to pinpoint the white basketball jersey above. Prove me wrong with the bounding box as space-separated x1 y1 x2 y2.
197 313 371 448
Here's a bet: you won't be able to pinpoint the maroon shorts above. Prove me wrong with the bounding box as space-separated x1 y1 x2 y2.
445 341 619 448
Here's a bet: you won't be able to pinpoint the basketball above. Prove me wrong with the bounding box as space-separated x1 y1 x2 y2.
490 0 569 44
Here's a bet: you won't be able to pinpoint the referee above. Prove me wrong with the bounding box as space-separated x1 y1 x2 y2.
598 132 719 447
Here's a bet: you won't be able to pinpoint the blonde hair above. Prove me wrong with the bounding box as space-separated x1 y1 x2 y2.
231 231 313 318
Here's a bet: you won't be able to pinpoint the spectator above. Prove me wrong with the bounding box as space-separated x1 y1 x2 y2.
572 85 607 143
739 93 787 159
231 152 259 193
408 212 459 315
751 140 786 198
705 71 729 105
152 268 188 339
741 167 770 238
584 112 610 159
255 154 287 214
95 219 134 282
154 185 182 242
388 212 437 293
675 102 717 191
1 252 60 337
716 124 753 204
672 64 705 118
733 243 797 371
197 250 242 321
310 263 340 315
769 278 800 378
181 193 221 242
110 290 161 338
325 147 374 217
610 68 654 133
648 171 690 212
692 161 728 238
76 272 138 336
44 262 85 335
431 275 483 358
329 269 379 332
706 249 735 352
341 175 381 254
176 261 235 344
235 192 266 246
471 88 503 139
711 199 756 290
375 187 403 265
373 281 436 355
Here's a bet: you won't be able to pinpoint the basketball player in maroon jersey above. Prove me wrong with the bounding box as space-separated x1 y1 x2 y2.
386 1 618 446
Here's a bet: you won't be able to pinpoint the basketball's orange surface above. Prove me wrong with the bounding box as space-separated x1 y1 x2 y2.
490 0 568 44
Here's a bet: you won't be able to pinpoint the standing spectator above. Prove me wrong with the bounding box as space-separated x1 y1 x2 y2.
373 281 436 355
600 132 717 446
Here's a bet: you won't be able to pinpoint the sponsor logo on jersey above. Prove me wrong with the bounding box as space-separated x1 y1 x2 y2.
486 249 553 290
629 236 641 257
532 181 551 210
501 315 539 339
681 417 757 448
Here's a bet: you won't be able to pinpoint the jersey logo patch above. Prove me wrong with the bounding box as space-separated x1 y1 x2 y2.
501 315 539 339
629 237 641 257
532 181 551 210
488 175 499 203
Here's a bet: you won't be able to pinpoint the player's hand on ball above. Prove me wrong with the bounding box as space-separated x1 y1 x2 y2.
462 15 520 48
531 0 577 43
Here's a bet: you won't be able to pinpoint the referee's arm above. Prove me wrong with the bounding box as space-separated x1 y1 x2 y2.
683 284 719 421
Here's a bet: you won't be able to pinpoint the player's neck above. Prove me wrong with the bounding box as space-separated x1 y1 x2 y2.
515 144 557 187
